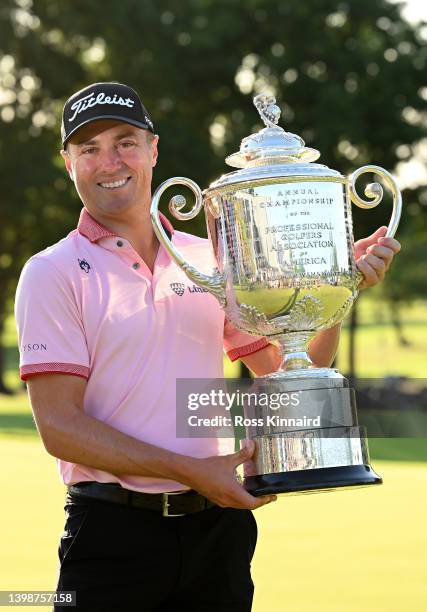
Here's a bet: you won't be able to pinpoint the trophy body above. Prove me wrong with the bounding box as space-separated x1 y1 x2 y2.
151 94 402 495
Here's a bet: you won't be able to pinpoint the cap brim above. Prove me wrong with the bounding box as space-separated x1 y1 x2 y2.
62 115 153 146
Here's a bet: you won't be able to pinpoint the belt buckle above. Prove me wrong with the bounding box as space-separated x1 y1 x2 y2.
162 492 186 518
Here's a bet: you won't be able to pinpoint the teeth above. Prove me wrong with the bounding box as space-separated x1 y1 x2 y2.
99 178 128 189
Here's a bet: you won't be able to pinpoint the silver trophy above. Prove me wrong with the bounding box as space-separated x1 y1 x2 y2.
151 93 402 495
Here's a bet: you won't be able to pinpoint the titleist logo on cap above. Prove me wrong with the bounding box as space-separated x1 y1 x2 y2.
68 91 135 122
61 82 154 145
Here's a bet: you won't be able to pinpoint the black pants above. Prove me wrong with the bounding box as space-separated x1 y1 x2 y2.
55 496 257 611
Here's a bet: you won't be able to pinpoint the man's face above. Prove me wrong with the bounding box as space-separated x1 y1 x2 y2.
61 120 159 219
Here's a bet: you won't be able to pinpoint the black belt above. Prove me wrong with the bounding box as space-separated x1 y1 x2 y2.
67 482 217 517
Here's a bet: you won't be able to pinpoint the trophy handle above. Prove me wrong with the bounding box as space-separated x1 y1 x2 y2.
150 177 227 306
348 164 402 237
348 165 402 286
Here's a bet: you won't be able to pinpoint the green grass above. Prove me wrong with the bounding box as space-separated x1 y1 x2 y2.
337 295 427 378
0 436 426 611
252 459 427 612
338 323 427 378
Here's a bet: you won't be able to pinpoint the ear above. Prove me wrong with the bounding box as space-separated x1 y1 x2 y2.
60 149 74 181
151 135 159 168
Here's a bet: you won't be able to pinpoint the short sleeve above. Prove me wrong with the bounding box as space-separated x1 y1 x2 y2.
14 256 90 381
223 317 270 362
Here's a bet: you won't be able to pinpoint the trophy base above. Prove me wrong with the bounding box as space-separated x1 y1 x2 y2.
244 464 382 496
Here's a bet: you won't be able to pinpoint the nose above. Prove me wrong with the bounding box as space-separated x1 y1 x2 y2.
98 147 123 173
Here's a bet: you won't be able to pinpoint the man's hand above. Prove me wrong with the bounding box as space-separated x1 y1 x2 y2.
26 374 275 508
354 226 401 289
185 440 277 510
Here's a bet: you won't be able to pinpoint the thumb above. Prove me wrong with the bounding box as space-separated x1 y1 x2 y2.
231 439 255 466
355 226 387 250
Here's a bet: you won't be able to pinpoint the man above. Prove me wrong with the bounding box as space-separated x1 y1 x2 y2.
15 82 400 611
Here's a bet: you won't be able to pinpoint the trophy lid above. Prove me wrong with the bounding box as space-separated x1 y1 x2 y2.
207 93 342 192
226 94 320 168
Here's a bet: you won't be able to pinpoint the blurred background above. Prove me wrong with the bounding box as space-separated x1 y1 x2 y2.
0 0 426 610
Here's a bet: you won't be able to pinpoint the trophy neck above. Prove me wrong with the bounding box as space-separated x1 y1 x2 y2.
276 332 316 371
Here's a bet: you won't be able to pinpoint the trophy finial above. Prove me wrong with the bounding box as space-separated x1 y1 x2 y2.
225 91 320 168
253 93 281 128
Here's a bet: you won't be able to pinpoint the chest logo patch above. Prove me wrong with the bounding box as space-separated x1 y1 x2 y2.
78 258 91 274
188 284 209 293
170 282 185 296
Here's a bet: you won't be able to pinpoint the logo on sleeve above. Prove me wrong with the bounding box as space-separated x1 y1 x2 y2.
78 258 91 273
22 343 47 352
170 282 185 296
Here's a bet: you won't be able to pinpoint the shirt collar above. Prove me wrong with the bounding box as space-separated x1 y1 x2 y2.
77 207 174 243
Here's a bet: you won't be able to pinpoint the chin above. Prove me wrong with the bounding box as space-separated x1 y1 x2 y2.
98 197 135 214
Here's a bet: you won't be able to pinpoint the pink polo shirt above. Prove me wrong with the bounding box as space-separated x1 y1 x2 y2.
15 208 268 493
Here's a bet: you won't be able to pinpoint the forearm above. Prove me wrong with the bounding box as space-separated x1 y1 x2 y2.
240 342 282 375
240 324 342 374
308 323 342 367
42 406 197 485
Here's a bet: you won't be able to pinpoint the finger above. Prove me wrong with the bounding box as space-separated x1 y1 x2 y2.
355 226 388 250
366 245 395 270
377 236 401 253
363 253 386 276
231 439 255 467
366 245 394 260
359 254 386 283
218 486 258 509
223 483 274 510
252 494 277 509
356 258 380 287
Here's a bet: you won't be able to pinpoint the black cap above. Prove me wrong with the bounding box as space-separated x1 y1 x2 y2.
61 82 154 146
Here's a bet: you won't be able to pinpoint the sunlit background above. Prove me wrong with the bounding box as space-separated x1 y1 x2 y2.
0 1 426 611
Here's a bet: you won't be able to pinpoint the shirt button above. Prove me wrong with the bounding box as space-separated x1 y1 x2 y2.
132 262 140 269
116 240 123 247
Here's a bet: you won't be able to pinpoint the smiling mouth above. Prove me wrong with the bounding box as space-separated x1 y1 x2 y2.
97 176 131 189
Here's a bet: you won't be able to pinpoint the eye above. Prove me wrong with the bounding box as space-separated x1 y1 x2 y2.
119 140 136 149
81 146 98 155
